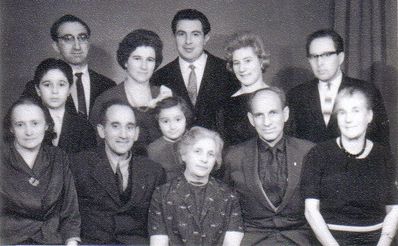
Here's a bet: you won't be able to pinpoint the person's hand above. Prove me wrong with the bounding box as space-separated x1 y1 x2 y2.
65 238 80 246
158 85 173 101
148 85 173 108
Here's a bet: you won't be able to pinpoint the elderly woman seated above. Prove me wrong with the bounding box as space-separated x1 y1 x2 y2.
148 126 244 245
301 86 398 245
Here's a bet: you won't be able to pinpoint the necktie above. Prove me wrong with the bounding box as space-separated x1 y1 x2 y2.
115 163 124 193
187 64 198 105
323 82 333 125
267 148 283 206
75 72 87 117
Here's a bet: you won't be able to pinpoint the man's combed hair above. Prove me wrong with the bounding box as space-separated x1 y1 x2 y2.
171 9 211 35
306 29 344 57
98 99 135 126
50 14 91 42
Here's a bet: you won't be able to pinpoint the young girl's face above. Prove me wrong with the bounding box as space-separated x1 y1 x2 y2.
158 105 187 141
36 69 71 110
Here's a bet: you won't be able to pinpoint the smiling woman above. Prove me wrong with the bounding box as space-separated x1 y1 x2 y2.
1 97 81 245
90 29 173 154
220 31 271 146
301 86 398 245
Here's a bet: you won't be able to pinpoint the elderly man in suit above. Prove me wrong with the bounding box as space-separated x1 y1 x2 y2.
69 100 166 244
151 9 239 130
287 29 389 146
224 87 315 245
22 14 116 118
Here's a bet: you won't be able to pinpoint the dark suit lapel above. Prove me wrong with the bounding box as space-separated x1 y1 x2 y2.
243 139 277 212
57 110 73 148
308 79 328 129
195 53 213 105
327 75 350 132
88 69 100 110
65 96 77 114
90 148 121 205
169 59 193 109
277 137 302 212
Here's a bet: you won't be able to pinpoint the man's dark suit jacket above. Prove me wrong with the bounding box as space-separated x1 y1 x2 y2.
22 69 116 117
224 136 315 245
151 51 239 130
56 111 96 154
287 75 389 146
69 147 166 244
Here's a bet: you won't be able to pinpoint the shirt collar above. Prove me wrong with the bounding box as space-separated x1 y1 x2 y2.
104 147 132 173
178 52 207 71
72 64 89 75
48 107 65 119
319 70 343 89
258 136 286 153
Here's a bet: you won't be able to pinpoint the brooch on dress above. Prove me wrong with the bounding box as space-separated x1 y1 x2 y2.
29 177 40 186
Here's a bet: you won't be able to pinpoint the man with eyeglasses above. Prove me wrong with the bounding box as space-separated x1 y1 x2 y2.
287 29 389 146
22 14 116 118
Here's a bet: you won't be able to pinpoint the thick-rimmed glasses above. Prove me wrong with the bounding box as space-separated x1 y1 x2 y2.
308 51 338 60
57 34 90 44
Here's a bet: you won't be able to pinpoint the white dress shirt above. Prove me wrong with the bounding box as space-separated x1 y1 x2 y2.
70 65 91 114
105 148 131 191
178 53 208 93
318 72 342 125
49 107 65 146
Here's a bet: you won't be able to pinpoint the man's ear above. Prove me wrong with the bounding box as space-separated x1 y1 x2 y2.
204 33 210 45
247 112 255 127
52 41 60 54
283 106 290 122
338 52 345 66
133 126 140 142
97 124 105 139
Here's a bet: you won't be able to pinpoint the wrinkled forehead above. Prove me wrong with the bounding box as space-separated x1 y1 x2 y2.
176 19 204 33
105 105 136 124
309 36 336 53
57 21 89 36
12 104 46 121
335 91 370 110
251 91 284 112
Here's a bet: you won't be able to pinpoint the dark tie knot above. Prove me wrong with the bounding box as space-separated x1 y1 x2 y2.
75 72 83 79
189 64 195 70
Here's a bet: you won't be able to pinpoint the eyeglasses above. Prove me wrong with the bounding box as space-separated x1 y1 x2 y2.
308 51 338 60
57 34 90 44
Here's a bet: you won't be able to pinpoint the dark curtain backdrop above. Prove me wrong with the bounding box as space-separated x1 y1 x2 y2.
332 0 398 155
0 0 397 153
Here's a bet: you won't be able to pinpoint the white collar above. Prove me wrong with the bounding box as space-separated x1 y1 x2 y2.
319 70 343 89
48 107 65 119
72 64 89 75
178 52 207 71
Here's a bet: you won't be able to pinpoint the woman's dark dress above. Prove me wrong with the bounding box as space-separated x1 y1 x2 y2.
0 144 80 244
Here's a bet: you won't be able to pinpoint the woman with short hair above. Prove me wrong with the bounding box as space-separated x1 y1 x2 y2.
1 97 80 245
148 126 244 246
90 29 172 153
301 86 398 245
221 31 271 145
